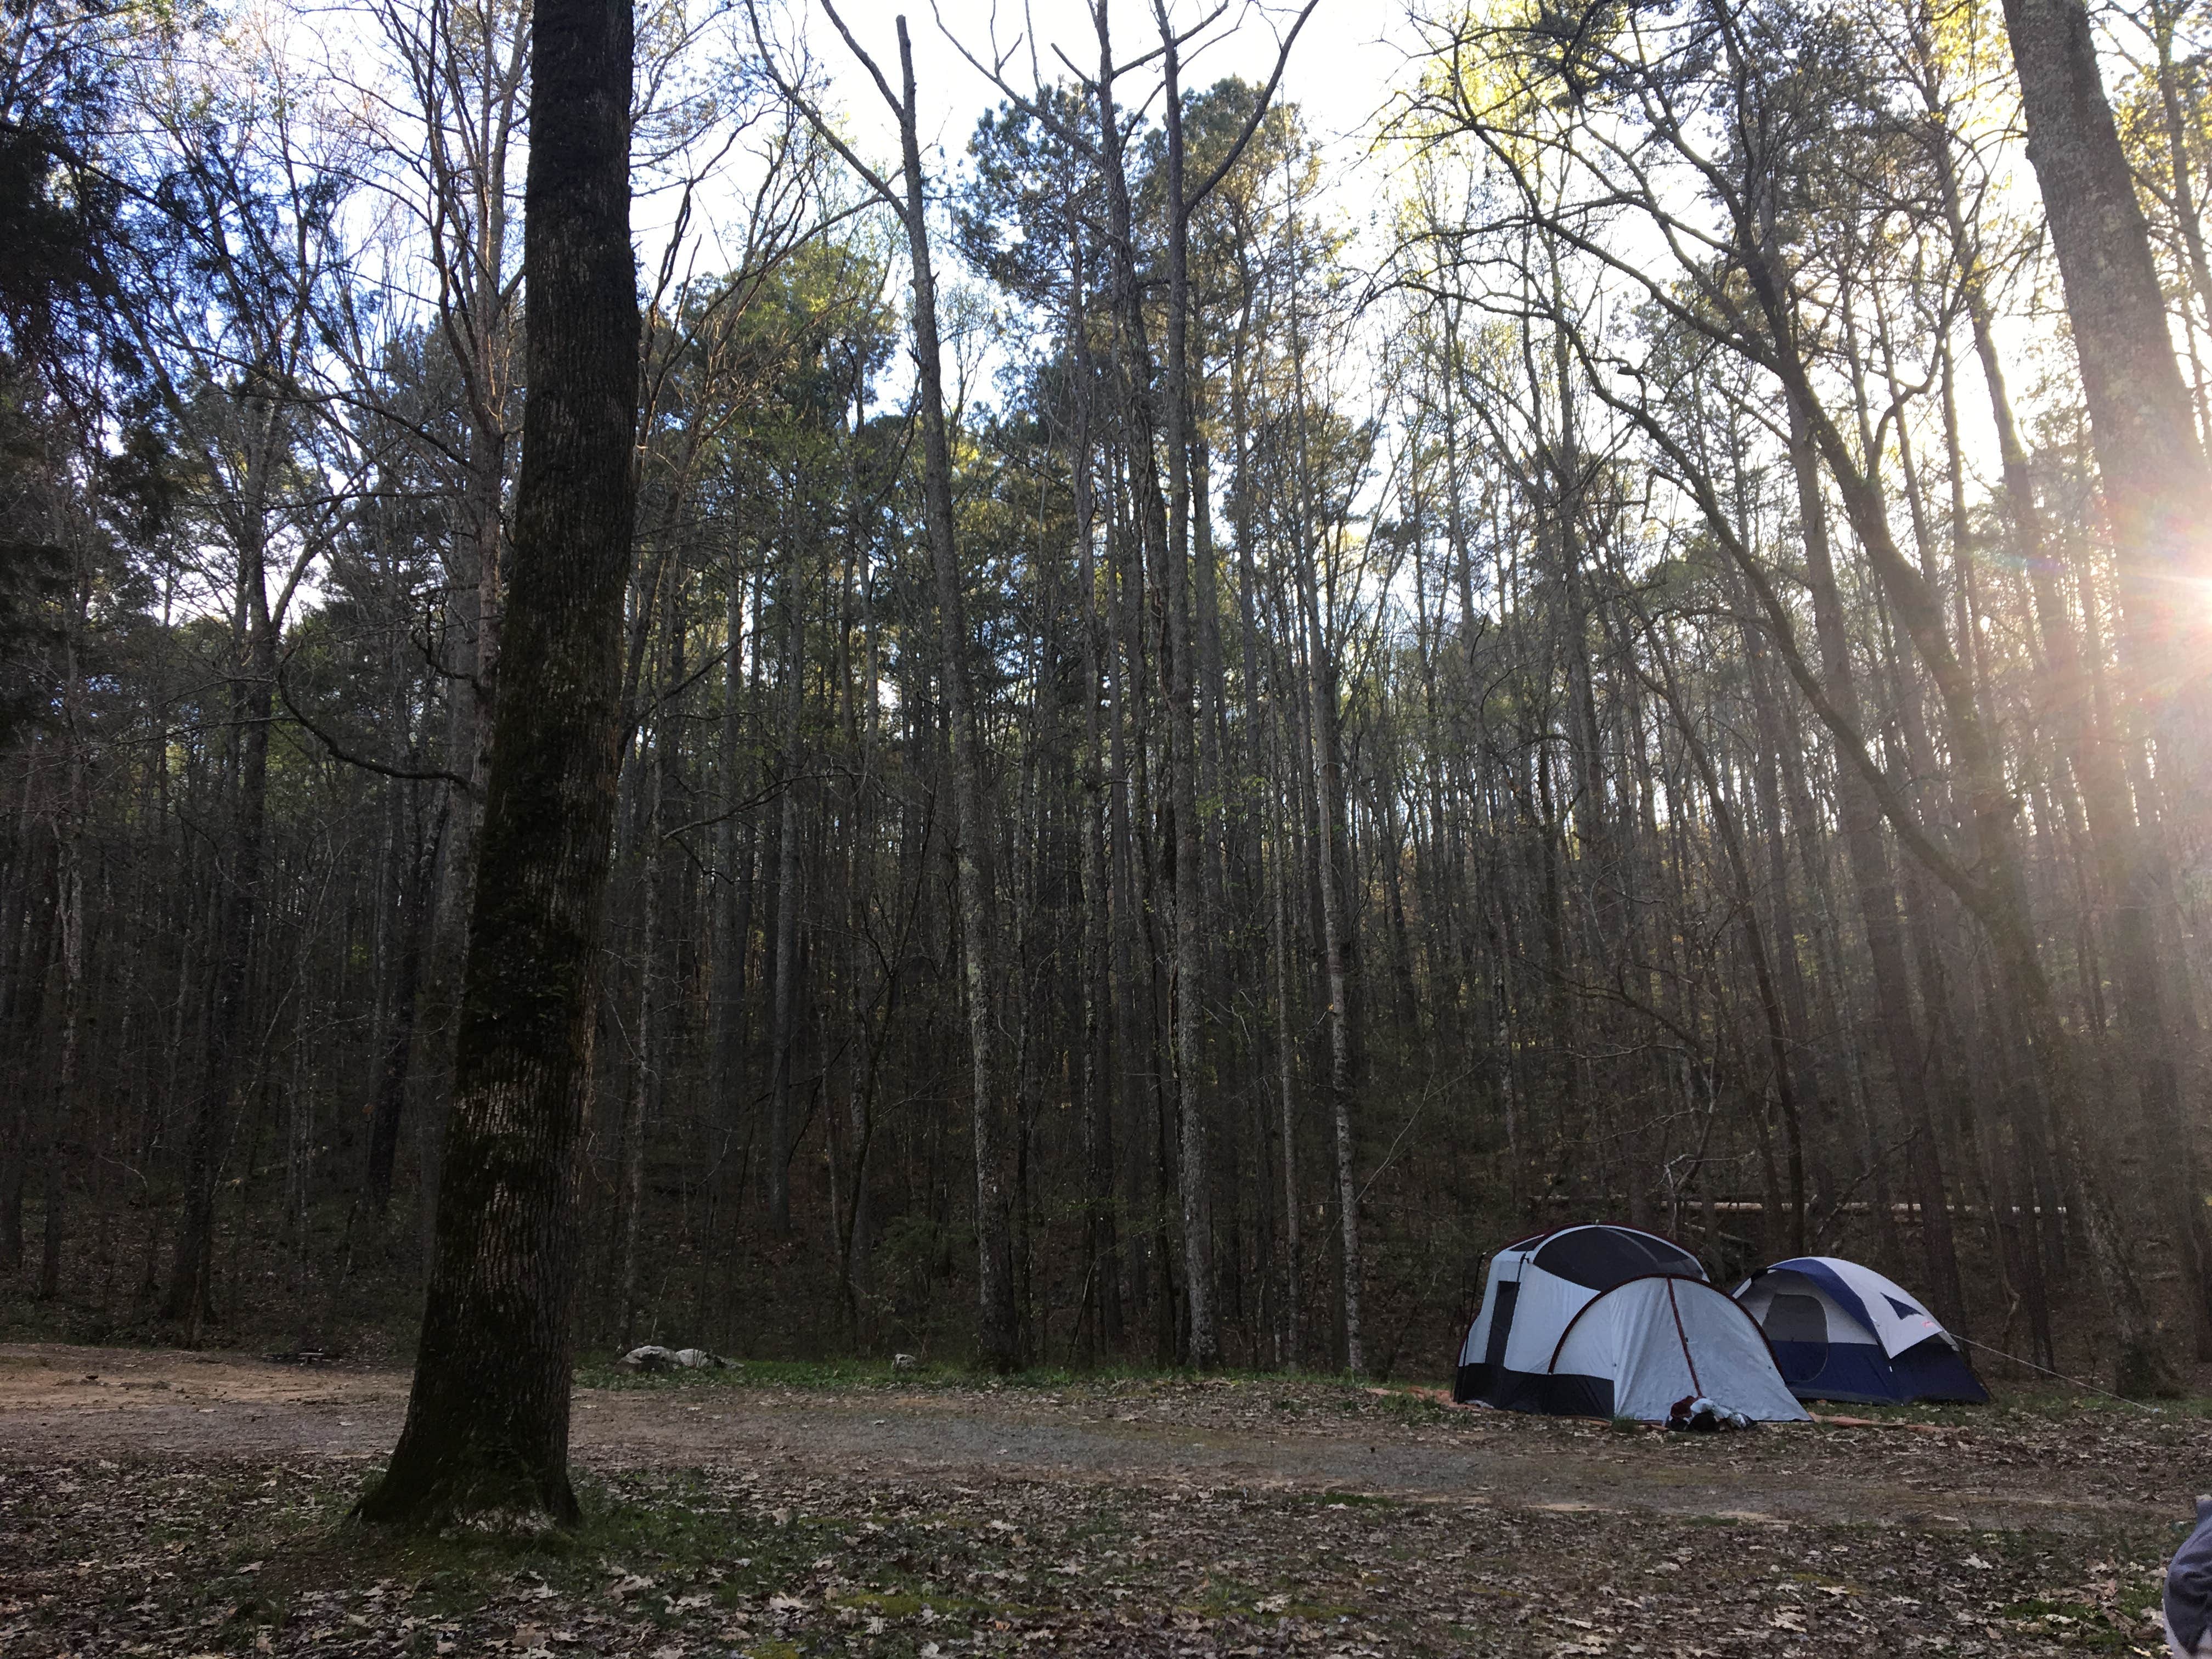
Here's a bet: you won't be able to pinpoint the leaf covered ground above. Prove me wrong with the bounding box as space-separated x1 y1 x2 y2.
0 1347 2200 1656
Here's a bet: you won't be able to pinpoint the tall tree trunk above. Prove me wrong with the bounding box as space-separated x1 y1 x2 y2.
766 528 806 1238
1780 394 1960 1319
167 504 278 1331
881 13 1018 1372
358 0 639 1526
1933 114 2211 1353
2002 0 2212 765
1268 703 1303 1368
1642 638 1803 1254
39 754 82 1302
1157 16 1218 1371
1068 223 1122 1360
364 833 427 1223
1773 371 2174 1384
1290 291 1362 1375
712 566 751 1200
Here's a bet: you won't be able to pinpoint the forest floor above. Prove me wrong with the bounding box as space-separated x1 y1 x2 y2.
0 1342 2203 1657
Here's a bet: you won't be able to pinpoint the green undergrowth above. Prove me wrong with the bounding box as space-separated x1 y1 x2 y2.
188 1456 1411 1653
1997 1586 2165 1651
1804 1390 2212 1426
14 1422 2188 1658
211 1469 802 1606
575 1357 2212 1426
187 1466 1118 1652
576 1354 1448 1400
1285 1489 1406 1509
575 1359 1508 1440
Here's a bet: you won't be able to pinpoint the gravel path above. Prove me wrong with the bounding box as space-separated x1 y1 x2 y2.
0 1341 2197 1531
2 1342 2203 1656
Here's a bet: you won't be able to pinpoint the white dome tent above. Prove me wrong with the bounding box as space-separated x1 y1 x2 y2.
1453 1223 1809 1422
1734 1256 1988 1405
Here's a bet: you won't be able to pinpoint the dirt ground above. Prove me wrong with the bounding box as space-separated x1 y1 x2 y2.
0 1342 2203 1656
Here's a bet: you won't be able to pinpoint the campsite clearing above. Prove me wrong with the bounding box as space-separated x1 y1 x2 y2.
0 1342 2202 1655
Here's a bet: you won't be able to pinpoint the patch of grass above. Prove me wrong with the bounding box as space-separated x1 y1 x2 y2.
576 1472 793 1562
1289 1489 1404 1510
1997 1598 2147 1651
1788 1386 2212 1427
199 1467 1059 1654
1972 1388 2212 1421
574 1355 1441 1400
218 1467 823 1627
1362 1390 1473 1427
832 1588 1002 1618
577 1355 941 1392
1014 1363 1404 1392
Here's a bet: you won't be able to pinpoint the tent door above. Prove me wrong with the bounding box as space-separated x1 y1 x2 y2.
1762 1292 1828 1385
1485 1280 1519 1371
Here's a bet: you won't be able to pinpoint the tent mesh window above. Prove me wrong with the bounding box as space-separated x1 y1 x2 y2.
1762 1293 1826 1344
1531 1229 1700 1289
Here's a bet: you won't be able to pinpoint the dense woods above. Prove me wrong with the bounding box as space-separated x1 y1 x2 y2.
6 0 2212 1393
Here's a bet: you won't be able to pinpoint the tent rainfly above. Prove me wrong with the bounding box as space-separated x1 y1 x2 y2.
1453 1224 1810 1423
1733 1256 1988 1405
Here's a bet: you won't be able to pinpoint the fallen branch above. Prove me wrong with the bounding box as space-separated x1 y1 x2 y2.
1811 1413 1955 1434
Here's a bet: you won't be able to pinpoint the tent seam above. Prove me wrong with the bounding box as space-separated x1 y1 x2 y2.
1667 1277 1703 1398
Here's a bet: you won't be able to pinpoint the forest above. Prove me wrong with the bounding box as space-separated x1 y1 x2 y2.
4 0 2211 1402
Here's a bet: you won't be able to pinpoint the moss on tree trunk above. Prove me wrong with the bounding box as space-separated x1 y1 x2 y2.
356 0 638 1533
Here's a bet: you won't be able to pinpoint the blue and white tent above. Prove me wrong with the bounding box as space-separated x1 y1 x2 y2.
1733 1256 1988 1406
1453 1224 1808 1422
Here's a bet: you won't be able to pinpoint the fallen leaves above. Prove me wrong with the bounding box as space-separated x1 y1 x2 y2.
0 1372 2198 1656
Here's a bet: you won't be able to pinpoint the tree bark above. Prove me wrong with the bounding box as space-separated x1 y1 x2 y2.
1289 269 1361 1375
357 0 637 1527
1931 100 2211 1355
1157 13 1218 1371
766 524 806 1238
2002 0 2212 761
167 500 278 1332
882 13 1019 1372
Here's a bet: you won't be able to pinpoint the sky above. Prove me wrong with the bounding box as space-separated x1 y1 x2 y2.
731 1 1421 424
909 1 1402 146
634 0 1426 411
799 0 1416 208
